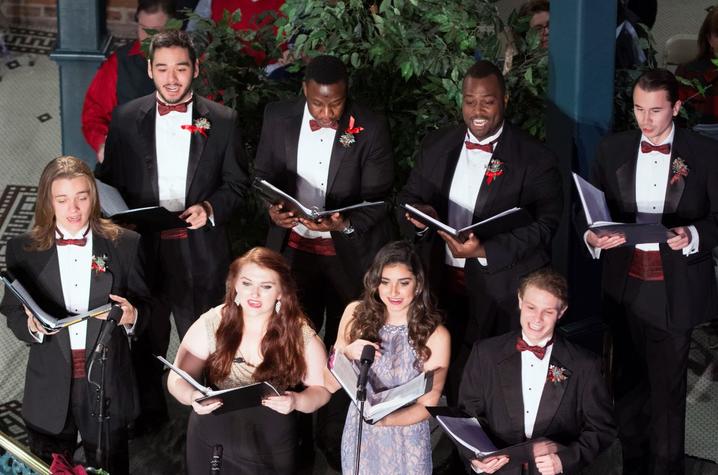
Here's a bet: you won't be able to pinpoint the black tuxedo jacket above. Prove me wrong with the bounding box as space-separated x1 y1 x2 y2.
458 332 617 474
591 128 718 329
398 123 563 306
254 98 394 285
0 231 150 434
98 93 248 290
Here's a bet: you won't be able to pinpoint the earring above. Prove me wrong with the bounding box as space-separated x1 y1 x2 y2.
275 300 282 313
234 294 241 306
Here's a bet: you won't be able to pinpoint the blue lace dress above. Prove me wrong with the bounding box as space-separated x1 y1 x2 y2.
340 324 432 474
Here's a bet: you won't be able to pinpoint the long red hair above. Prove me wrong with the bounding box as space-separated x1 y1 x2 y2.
206 247 309 388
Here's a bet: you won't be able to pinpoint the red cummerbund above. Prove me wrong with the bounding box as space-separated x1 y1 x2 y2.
160 228 188 240
287 230 336 256
628 249 664 281
71 349 86 379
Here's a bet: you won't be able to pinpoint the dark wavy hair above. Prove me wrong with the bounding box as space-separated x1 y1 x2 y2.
206 247 310 388
347 241 443 367
697 6 718 61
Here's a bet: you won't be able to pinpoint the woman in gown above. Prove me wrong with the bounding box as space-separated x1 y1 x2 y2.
329 241 450 474
167 247 330 474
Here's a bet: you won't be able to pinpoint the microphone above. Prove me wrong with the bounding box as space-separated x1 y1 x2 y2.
356 345 375 402
93 304 122 355
210 444 223 473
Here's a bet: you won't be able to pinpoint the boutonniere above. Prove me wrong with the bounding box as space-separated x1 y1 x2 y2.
339 115 364 148
181 117 211 137
485 158 504 185
91 254 108 274
547 364 568 384
670 157 689 185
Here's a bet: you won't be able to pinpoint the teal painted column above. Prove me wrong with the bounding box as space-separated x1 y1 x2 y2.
50 0 110 167
545 0 617 323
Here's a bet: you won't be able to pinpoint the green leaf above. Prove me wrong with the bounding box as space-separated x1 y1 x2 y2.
524 67 533 85
351 52 360 68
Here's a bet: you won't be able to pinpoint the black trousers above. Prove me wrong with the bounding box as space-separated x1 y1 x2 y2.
26 378 129 475
614 277 692 475
132 238 225 424
283 247 360 470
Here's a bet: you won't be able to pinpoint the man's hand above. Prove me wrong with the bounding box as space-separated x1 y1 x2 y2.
299 212 347 233
667 226 692 250
108 294 137 326
470 455 510 474
180 203 208 229
96 141 106 164
405 204 438 230
25 306 58 336
535 453 563 475
268 203 298 229
439 231 486 259
586 230 626 250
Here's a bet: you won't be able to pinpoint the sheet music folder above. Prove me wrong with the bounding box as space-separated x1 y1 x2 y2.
1 272 112 331
253 178 384 221
427 406 559 468
401 204 532 242
572 173 675 245
156 355 280 415
95 179 188 231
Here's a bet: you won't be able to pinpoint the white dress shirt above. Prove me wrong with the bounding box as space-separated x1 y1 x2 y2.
156 96 192 212
585 123 698 258
55 225 93 349
520 333 553 439
445 125 503 268
293 104 335 239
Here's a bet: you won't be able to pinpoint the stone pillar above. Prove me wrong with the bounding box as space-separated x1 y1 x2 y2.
50 0 110 167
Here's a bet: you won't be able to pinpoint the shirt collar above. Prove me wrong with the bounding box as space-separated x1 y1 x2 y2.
155 92 194 110
521 331 554 348
55 223 90 240
466 122 504 145
640 122 675 148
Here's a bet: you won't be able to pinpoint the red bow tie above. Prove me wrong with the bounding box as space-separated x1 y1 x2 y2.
309 119 338 132
157 99 191 116
640 141 671 155
515 336 553 360
465 140 494 153
56 227 90 247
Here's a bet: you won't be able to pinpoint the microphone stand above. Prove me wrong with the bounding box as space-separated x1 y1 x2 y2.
354 344 374 475
354 386 366 475
88 346 110 470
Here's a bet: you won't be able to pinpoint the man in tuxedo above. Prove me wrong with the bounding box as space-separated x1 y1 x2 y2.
584 69 718 475
398 60 563 404
253 54 393 469
1 156 150 475
97 29 247 431
458 269 616 475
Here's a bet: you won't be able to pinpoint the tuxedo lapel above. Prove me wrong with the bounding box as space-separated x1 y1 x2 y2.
615 134 640 214
326 109 352 193
86 236 114 354
283 101 304 195
438 128 465 219
473 127 508 219
137 97 159 203
532 339 571 437
497 336 526 439
185 97 210 197
663 129 687 215
34 248 72 366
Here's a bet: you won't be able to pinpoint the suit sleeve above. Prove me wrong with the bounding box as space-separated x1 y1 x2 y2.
120 232 151 337
482 152 563 271
689 146 718 251
396 134 439 241
340 113 394 236
95 107 125 192
254 102 282 183
556 355 617 473
205 108 249 225
457 342 486 418
1 240 41 344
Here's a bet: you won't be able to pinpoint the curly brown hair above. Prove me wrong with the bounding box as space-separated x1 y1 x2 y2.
347 241 443 367
206 247 311 389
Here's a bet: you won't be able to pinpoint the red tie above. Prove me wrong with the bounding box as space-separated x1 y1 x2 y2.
515 336 553 360
640 141 671 155
157 99 191 116
56 227 89 247
309 119 338 132
465 140 494 153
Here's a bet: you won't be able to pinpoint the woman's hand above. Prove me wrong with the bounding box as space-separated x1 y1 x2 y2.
262 391 297 414
190 390 223 415
343 339 381 361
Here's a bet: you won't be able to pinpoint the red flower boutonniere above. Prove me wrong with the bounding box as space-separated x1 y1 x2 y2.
339 116 364 148
485 158 504 185
547 364 568 384
670 157 689 185
181 117 211 137
91 254 108 274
